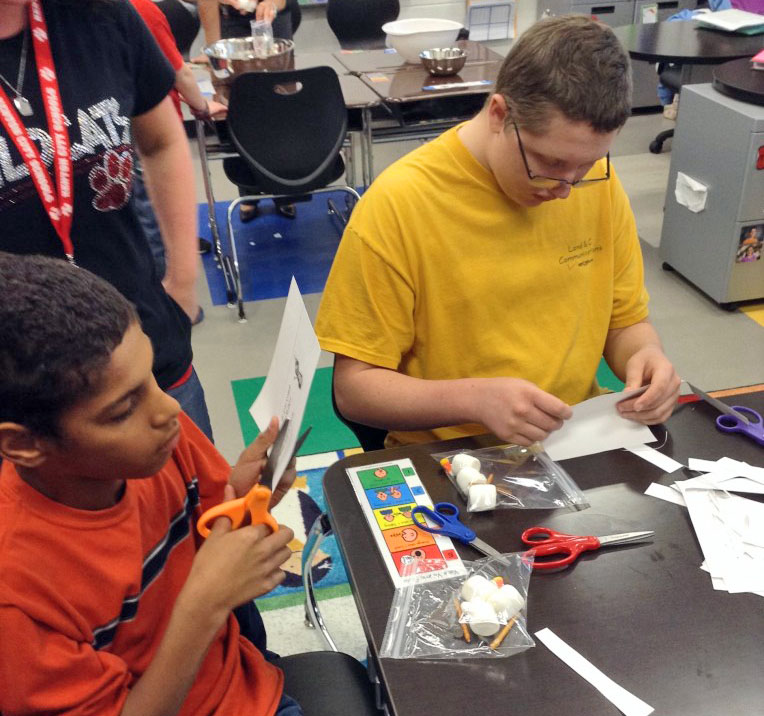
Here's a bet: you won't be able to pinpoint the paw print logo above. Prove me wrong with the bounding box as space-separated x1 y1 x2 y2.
88 149 133 212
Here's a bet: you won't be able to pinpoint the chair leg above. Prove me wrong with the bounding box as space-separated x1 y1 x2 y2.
649 128 674 154
225 197 250 322
301 513 339 651
325 185 362 230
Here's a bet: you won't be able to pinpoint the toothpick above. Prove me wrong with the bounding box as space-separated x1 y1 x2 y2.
489 616 517 650
453 597 471 643
486 473 494 484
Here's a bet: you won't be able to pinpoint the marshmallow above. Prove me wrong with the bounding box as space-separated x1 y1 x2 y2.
460 575 498 601
451 453 481 474
237 0 257 11
487 584 525 619
467 483 497 512
462 599 500 637
456 466 486 494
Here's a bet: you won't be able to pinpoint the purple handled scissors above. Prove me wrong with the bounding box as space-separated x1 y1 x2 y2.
689 383 764 447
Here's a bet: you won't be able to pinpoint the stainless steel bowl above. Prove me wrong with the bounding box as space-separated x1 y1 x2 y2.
419 47 467 76
203 38 295 100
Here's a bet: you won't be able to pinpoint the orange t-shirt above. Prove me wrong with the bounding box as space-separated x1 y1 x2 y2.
0 413 283 715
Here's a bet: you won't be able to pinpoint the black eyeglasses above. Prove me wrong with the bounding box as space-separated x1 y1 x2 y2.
511 122 610 189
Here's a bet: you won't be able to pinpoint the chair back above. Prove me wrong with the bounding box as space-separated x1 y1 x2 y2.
226 66 348 195
155 0 200 56
326 0 400 49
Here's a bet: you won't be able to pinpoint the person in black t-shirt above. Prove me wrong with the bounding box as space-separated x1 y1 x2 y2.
0 0 213 440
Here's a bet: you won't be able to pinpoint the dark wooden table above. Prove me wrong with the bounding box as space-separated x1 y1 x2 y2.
713 56 764 106
612 20 764 65
324 390 764 715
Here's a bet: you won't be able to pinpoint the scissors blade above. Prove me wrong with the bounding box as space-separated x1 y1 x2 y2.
597 531 655 547
688 383 751 425
260 422 312 490
468 537 503 558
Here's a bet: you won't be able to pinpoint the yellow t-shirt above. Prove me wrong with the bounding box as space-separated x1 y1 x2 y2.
316 125 649 446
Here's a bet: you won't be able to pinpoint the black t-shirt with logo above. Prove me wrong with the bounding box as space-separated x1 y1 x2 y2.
0 0 192 390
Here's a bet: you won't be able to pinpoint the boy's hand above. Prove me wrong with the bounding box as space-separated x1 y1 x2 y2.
269 456 296 510
229 416 298 507
228 417 279 498
183 486 294 622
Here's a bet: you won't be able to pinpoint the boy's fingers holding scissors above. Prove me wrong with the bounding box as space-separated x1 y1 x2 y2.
230 416 280 496
269 457 296 509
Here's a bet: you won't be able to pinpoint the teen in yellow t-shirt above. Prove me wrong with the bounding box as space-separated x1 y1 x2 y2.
317 16 680 448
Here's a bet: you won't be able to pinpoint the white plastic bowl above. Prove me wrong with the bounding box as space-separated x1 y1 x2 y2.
382 18 463 64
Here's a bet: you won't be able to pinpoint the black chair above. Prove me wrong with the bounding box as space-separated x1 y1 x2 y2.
155 0 200 57
276 651 381 715
326 0 400 50
221 66 361 320
649 64 682 154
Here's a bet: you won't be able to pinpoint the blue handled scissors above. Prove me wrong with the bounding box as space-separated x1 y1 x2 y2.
689 383 764 447
410 502 501 557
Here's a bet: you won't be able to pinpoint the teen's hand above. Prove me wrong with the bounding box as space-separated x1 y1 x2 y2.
473 378 572 446
617 345 680 425
162 277 199 323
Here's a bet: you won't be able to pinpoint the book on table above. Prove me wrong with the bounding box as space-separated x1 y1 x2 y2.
696 9 764 35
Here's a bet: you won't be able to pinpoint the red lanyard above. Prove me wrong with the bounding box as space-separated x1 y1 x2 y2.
0 0 74 263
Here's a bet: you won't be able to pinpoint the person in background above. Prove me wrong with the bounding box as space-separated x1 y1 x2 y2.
130 0 226 315
0 0 214 440
316 16 681 449
196 0 297 221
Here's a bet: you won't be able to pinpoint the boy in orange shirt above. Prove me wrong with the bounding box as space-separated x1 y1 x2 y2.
0 254 373 715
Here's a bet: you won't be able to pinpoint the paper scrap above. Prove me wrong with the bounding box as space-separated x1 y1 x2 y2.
543 388 654 462
645 482 686 506
674 171 708 213
535 628 654 716
249 278 320 489
688 458 719 473
627 445 684 473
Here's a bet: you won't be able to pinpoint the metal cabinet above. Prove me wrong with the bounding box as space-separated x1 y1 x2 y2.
660 84 764 306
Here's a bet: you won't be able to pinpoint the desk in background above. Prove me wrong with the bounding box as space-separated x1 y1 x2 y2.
334 41 503 179
613 19 764 85
324 390 764 715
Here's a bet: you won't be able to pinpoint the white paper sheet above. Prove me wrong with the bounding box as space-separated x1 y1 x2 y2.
543 388 654 462
535 628 654 716
645 482 686 506
627 445 684 473
249 278 320 489
676 484 764 593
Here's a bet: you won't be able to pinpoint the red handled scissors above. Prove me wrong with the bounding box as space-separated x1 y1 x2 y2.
521 526 654 570
197 423 311 537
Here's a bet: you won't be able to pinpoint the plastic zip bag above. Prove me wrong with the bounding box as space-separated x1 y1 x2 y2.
380 553 534 659
431 443 589 512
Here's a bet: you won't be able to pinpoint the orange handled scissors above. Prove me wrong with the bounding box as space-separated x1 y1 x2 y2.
197 423 311 538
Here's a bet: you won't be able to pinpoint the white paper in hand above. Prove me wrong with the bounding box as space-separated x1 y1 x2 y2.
542 387 654 462
249 278 320 490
